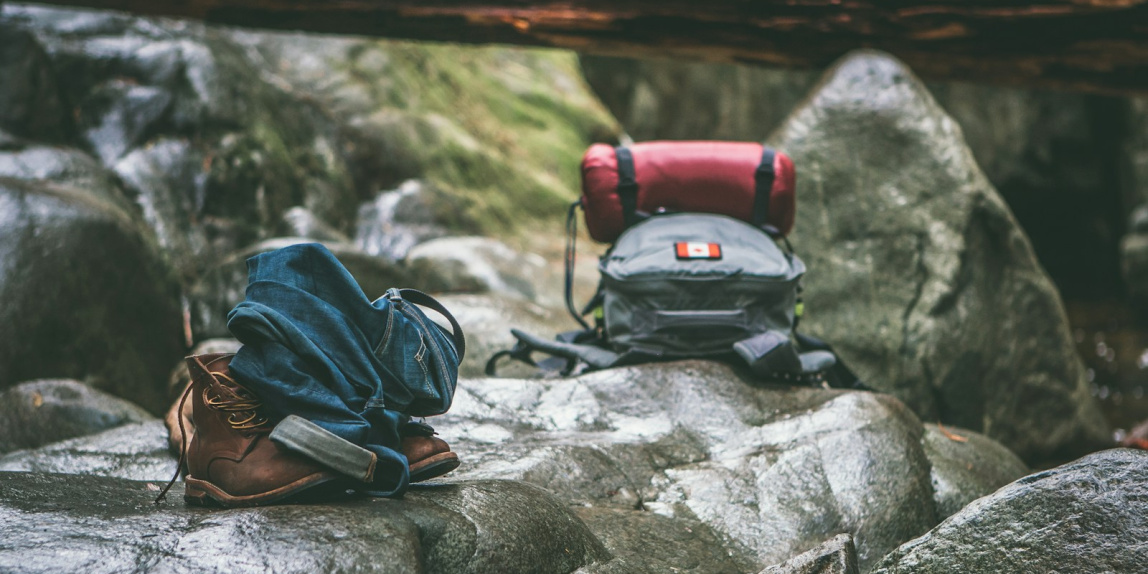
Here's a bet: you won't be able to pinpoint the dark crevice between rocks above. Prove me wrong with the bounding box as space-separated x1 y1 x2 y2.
1002 94 1129 303
899 230 929 360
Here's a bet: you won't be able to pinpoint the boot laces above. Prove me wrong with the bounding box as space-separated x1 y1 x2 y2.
202 371 269 431
155 360 269 504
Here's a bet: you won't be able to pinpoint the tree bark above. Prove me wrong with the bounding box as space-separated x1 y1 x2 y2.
22 0 1148 95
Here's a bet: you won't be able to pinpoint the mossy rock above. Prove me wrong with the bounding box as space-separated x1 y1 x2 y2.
231 32 622 237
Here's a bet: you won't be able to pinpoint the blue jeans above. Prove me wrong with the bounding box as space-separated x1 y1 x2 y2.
226 243 459 496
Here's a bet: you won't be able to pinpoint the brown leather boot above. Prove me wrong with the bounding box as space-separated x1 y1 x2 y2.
404 435 460 482
178 353 341 507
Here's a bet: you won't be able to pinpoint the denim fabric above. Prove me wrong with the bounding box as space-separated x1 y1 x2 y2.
225 243 459 497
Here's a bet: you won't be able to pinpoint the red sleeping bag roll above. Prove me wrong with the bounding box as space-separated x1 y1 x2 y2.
580 141 796 243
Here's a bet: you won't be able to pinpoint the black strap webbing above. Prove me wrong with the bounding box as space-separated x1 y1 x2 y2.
395 288 466 362
564 201 590 330
752 147 776 227
615 146 640 229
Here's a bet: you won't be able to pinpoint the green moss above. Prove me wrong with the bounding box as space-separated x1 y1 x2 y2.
332 40 620 237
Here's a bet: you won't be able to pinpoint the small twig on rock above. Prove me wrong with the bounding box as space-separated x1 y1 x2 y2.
937 422 968 443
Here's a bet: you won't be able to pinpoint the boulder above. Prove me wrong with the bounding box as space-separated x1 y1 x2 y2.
434 361 1015 571
112 138 211 279
355 179 453 261
574 507 759 574
0 472 609 574
921 423 1029 519
406 237 551 303
3 361 1029 573
760 534 859 574
768 50 1108 462
0 139 125 196
0 380 152 455
869 449 1148 574
0 176 184 413
187 238 409 341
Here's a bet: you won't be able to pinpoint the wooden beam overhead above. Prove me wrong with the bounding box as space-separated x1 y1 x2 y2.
18 0 1148 94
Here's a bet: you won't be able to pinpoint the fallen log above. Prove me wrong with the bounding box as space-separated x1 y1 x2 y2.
18 0 1148 94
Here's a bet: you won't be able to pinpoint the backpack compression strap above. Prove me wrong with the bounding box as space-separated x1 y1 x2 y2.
752 147 776 228
615 146 640 229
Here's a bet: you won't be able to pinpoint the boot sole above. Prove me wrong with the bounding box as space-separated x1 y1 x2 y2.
184 472 340 508
410 452 460 483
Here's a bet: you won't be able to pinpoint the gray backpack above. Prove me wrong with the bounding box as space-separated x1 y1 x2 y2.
488 211 865 388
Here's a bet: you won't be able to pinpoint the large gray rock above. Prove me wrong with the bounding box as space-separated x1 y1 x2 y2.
0 176 184 412
0 380 152 455
355 179 455 261
768 51 1108 462
760 534 859 574
0 139 124 194
112 138 211 281
2 361 1028 573
436 361 1008 571
921 424 1028 519
869 449 1148 574
574 507 759 574
0 472 609 574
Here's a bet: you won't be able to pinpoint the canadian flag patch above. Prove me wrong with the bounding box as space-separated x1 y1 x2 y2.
675 242 722 260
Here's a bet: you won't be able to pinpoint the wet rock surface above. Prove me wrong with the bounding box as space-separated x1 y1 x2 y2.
0 472 608 574
768 51 1108 463
0 5 1133 571
573 506 758 574
869 449 1148 574
921 424 1028 519
761 534 859 574
0 380 152 455
2 360 1030 573
0 421 171 479
436 361 1012 571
